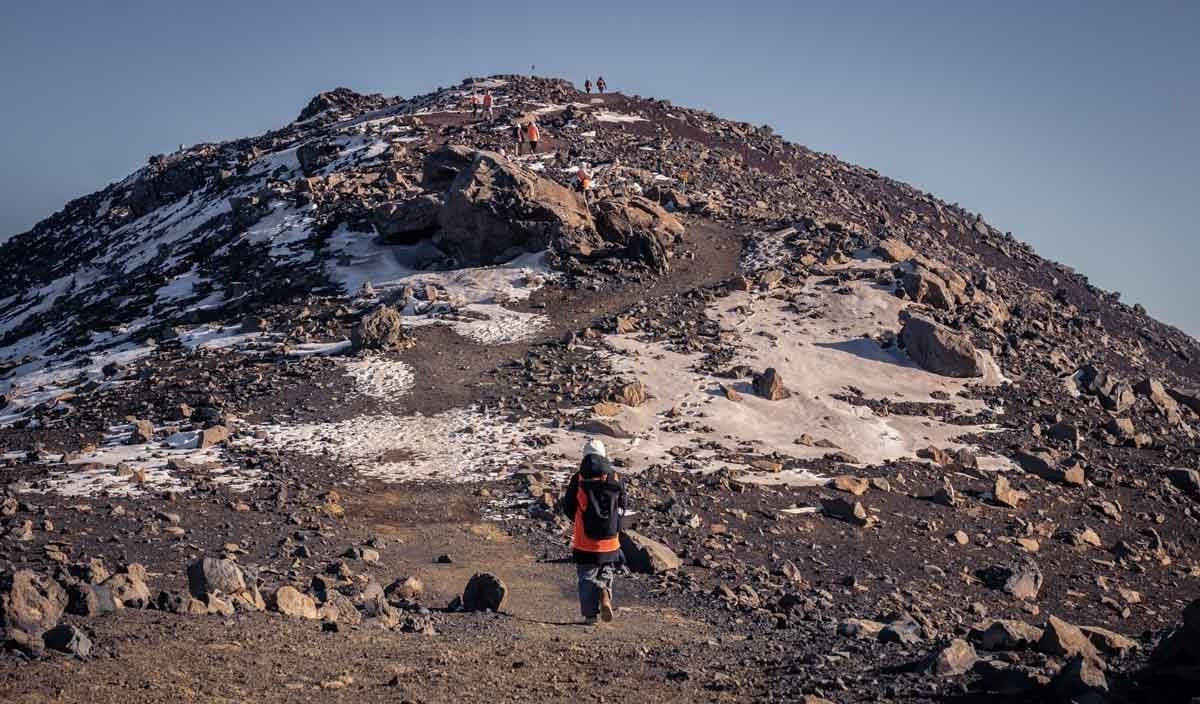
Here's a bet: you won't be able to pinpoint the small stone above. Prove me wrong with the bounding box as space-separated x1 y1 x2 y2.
830 476 869 496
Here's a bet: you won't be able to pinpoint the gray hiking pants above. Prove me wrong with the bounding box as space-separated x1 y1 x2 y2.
576 563 615 618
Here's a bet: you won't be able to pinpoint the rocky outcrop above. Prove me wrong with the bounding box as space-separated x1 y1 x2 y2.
899 314 982 377
371 195 443 244
434 148 597 265
295 86 398 123
1 570 67 655
592 196 684 273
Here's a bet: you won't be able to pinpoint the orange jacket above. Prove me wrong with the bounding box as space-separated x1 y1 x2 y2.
571 478 621 553
527 123 540 141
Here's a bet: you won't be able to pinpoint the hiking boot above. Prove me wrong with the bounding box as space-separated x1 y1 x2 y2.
583 616 599 626
599 588 614 623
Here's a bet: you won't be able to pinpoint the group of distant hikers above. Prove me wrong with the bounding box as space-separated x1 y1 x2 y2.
470 76 612 158
583 76 607 94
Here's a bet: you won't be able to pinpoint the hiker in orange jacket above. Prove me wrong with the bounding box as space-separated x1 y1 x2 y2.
560 438 626 624
483 91 494 120
596 76 607 94
526 120 541 153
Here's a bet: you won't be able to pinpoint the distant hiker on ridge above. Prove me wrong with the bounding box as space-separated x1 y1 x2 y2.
560 438 626 625
470 93 482 117
584 78 593 94
483 91 495 120
596 76 607 94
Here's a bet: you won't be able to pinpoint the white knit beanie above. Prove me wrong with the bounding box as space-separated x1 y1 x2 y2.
582 437 608 458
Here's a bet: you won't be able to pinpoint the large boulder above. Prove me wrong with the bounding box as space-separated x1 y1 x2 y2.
351 305 414 353
434 148 596 264
371 195 443 244
899 314 982 378
592 196 684 272
1 570 67 654
620 530 682 573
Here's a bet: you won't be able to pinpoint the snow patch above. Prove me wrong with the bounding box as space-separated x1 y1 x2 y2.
343 357 415 399
245 408 563 483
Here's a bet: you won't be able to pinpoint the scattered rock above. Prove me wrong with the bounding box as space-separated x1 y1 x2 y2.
752 368 790 400
271 586 319 619
976 619 1043 651
830 476 869 496
923 638 977 676
42 624 92 658
821 498 875 527
461 573 507 612
1039 615 1104 665
620 530 682 573
992 476 1026 508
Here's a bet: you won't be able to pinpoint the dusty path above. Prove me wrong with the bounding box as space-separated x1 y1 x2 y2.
0 486 722 704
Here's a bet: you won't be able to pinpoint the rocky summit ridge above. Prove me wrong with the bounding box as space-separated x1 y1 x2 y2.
0 75 1198 702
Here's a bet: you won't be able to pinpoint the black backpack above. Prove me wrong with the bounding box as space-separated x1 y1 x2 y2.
579 455 623 540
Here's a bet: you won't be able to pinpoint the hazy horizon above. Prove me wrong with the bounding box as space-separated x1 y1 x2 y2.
2 1 1196 337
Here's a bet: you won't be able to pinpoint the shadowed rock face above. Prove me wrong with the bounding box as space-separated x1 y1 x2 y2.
435 148 596 265
899 314 982 378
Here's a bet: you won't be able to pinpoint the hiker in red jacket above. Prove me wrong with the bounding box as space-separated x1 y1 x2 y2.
483 91 495 120
560 438 626 624
596 76 607 94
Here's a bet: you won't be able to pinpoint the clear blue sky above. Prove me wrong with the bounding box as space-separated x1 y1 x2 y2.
2 1 1197 336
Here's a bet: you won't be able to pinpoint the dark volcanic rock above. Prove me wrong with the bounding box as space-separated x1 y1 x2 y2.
42 624 92 658
461 573 507 612
434 147 596 265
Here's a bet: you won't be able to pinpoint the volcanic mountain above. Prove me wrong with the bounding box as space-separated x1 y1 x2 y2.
0 75 1197 702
